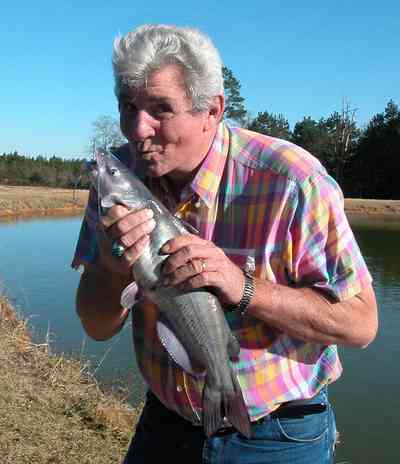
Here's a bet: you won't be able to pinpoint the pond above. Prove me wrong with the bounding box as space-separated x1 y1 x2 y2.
0 213 399 462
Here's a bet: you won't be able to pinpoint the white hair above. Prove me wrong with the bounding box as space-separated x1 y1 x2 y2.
112 24 224 112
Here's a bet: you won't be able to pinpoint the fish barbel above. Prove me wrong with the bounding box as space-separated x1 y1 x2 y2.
88 149 251 438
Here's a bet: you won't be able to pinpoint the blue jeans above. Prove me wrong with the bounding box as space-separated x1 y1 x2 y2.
124 388 337 463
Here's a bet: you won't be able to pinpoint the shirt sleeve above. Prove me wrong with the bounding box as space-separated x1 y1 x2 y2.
287 171 372 301
71 187 100 270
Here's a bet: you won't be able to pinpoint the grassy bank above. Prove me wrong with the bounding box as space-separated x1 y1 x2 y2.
0 296 141 463
0 185 88 218
1 184 400 218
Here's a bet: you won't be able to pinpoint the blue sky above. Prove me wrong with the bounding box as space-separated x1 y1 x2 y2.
1 1 399 159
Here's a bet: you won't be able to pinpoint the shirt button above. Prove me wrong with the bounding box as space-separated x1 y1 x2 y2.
194 200 201 208
176 385 183 392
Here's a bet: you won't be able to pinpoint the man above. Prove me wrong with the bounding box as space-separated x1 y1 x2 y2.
72 24 378 463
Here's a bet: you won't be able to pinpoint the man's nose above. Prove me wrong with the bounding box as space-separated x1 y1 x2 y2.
130 110 157 141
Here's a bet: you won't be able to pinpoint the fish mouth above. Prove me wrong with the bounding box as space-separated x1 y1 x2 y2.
94 150 106 166
86 151 108 197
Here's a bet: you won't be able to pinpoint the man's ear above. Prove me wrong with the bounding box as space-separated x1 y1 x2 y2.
204 95 225 131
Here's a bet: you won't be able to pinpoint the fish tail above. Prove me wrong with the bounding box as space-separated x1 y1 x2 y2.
202 384 222 437
224 371 251 438
202 372 251 438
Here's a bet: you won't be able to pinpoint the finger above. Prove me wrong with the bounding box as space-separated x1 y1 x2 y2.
161 233 205 254
177 269 219 291
119 217 156 248
106 208 154 240
100 205 131 228
124 234 151 263
165 258 205 285
100 233 151 275
162 243 212 274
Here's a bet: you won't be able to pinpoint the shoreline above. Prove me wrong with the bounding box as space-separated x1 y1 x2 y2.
0 206 85 220
1 185 400 219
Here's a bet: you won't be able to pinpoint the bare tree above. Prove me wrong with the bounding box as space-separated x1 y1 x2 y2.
88 115 125 153
332 98 358 185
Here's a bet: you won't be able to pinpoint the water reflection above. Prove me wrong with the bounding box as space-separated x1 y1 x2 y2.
356 227 400 288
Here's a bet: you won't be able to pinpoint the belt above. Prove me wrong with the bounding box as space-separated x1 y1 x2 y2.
214 396 327 437
145 390 327 437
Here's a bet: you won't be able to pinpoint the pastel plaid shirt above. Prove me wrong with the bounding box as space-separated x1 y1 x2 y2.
72 122 372 423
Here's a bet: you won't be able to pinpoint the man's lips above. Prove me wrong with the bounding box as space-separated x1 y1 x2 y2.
135 139 162 152
139 150 163 162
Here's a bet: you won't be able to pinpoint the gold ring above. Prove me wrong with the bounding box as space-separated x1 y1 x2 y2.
200 259 206 272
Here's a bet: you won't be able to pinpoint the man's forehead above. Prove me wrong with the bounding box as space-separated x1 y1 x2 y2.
119 64 188 100
119 91 173 102
119 84 189 104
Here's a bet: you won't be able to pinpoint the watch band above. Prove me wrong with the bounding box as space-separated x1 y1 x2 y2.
230 270 255 315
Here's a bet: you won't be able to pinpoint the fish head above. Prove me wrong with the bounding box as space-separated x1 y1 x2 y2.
88 149 146 212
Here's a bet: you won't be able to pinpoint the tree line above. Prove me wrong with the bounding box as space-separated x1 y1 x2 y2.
1 67 399 198
249 102 400 199
0 153 90 189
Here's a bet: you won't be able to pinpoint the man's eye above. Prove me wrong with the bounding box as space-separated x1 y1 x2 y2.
153 104 172 116
110 167 120 177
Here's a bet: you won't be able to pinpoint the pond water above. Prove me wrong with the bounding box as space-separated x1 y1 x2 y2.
0 213 399 462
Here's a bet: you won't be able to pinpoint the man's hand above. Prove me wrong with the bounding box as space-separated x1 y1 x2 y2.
161 234 246 308
97 205 156 274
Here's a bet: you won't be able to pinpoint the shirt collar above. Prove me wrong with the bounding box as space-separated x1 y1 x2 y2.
189 121 230 208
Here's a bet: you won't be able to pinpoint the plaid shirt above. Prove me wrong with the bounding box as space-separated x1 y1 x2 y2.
72 122 372 422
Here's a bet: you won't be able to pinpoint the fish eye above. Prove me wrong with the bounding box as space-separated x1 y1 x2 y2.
109 167 120 177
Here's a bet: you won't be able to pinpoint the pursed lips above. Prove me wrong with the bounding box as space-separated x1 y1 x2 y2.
137 141 164 160
139 151 163 162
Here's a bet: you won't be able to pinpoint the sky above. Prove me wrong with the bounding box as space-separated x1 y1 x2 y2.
1 1 399 159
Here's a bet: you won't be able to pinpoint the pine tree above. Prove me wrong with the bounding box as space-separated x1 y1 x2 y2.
222 66 247 126
247 111 291 140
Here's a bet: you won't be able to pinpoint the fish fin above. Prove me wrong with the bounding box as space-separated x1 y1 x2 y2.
120 281 139 310
227 334 241 361
224 372 251 438
156 320 204 376
202 384 223 437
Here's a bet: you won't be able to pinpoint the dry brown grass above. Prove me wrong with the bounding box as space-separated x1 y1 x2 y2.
0 296 142 464
344 198 400 216
0 185 89 218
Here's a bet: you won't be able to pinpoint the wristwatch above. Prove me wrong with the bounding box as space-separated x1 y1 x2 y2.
229 270 255 315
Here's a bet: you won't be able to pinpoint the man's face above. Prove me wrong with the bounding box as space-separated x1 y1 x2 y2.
119 64 217 183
